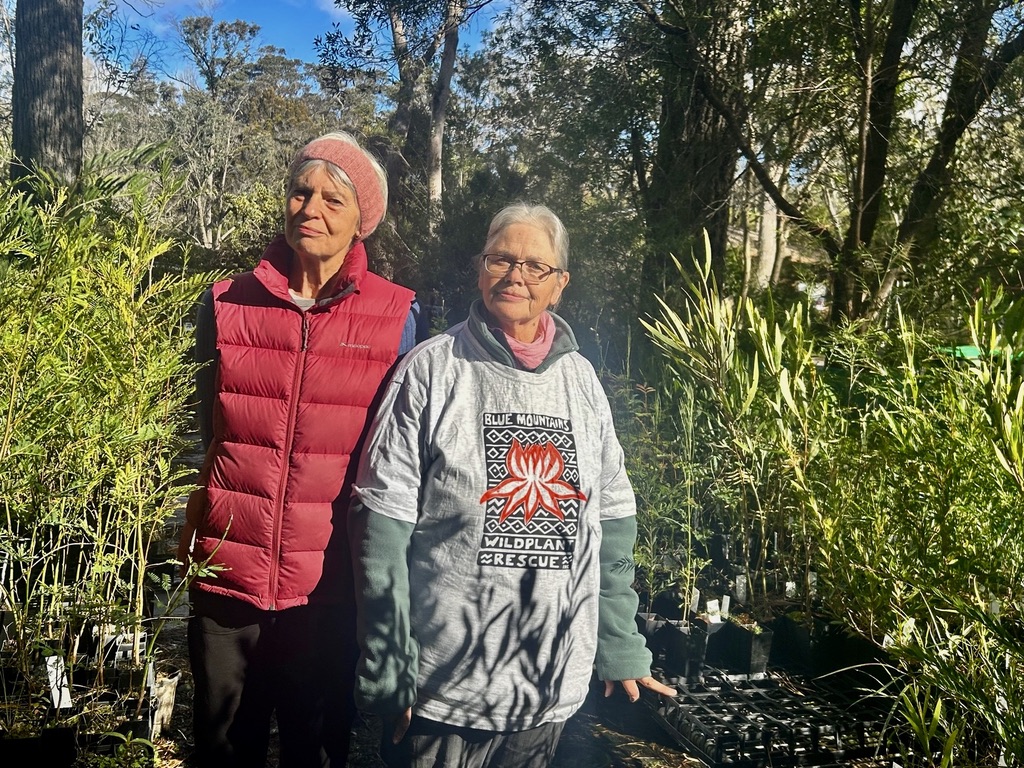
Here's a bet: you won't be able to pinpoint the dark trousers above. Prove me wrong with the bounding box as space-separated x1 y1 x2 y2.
381 715 565 768
188 591 357 768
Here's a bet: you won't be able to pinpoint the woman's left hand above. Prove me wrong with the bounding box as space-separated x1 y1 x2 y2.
604 676 676 702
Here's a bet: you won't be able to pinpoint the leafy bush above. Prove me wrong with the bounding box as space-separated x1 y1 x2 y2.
639 249 1024 764
0 161 210 731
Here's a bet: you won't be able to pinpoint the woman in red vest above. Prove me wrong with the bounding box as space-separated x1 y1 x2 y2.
178 132 417 768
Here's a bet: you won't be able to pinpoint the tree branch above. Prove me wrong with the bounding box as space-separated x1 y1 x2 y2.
633 0 842 259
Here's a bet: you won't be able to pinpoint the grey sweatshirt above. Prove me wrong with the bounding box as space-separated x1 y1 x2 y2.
350 302 652 731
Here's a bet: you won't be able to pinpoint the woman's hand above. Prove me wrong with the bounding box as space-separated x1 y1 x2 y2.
604 676 676 702
392 707 413 744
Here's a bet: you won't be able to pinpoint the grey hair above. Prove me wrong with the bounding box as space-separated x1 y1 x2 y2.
285 131 389 236
484 203 569 270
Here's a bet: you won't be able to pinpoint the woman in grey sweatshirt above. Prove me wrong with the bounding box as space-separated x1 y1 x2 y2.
350 203 674 768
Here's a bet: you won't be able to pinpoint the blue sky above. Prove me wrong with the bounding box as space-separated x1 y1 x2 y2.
122 0 501 74
124 0 353 68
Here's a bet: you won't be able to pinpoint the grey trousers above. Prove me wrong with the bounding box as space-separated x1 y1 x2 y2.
381 715 566 768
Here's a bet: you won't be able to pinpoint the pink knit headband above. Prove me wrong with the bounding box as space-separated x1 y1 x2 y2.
295 138 387 238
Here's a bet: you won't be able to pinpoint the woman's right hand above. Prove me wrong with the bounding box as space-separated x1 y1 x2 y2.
392 707 412 744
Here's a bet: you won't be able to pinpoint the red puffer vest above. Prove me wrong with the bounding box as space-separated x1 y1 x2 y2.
192 236 414 611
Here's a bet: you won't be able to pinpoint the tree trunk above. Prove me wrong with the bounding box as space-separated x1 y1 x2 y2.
641 0 740 298
753 167 778 291
11 0 84 183
427 0 465 238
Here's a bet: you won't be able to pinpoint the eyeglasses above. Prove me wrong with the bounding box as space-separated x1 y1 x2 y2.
480 253 564 284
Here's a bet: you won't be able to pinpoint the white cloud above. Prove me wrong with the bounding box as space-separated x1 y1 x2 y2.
310 0 352 22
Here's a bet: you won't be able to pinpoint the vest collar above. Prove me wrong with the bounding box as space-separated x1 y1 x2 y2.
253 235 368 305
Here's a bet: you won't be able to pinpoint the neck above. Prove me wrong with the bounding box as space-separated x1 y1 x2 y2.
289 250 349 299
499 317 542 343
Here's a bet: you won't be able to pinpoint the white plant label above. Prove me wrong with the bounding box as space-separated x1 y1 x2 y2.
706 599 722 623
46 655 73 709
734 573 748 604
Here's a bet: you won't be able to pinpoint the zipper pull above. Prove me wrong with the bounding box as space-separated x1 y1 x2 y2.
302 314 310 351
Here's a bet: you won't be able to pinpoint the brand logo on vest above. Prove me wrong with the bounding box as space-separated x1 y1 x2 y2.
338 342 372 349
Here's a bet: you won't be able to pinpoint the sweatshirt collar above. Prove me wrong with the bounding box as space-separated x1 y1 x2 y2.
466 300 579 372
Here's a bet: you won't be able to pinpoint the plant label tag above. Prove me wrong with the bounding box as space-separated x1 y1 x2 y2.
734 573 748 604
721 595 731 618
45 655 73 709
706 599 722 623
688 588 700 616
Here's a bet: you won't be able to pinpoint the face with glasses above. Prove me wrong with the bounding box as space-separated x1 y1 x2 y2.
477 222 569 342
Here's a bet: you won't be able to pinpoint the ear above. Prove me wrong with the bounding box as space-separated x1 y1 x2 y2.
550 270 570 308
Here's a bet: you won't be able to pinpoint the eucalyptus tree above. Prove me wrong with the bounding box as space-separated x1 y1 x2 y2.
0 1 15 141
442 17 660 362
510 0 1024 326
164 16 338 271
11 0 84 183
81 0 170 163
514 0 748 301
635 0 1024 323
316 0 496 241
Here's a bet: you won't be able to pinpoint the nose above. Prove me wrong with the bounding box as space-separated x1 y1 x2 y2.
501 263 526 284
300 193 323 218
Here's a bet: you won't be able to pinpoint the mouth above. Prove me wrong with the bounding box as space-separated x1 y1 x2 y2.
493 288 528 302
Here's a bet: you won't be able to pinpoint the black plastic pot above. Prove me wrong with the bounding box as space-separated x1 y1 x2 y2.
0 725 77 766
635 612 667 642
707 619 774 676
768 613 815 672
653 618 713 683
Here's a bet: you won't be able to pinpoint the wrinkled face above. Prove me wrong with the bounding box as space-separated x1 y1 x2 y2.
285 165 361 262
477 222 569 342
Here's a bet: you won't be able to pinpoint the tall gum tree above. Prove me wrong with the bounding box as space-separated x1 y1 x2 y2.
642 0 744 295
521 0 745 300
316 0 492 241
636 0 1024 323
11 0 84 183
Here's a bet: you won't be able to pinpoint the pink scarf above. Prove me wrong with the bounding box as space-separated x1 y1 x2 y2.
503 312 555 370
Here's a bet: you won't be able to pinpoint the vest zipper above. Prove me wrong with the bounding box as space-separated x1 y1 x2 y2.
268 310 310 609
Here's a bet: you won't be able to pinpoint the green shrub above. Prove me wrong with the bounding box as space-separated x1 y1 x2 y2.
639 248 1024 764
0 160 211 731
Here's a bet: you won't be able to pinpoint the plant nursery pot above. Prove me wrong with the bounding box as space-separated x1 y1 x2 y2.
0 725 77 767
768 612 815 672
809 623 886 678
650 589 686 621
689 614 726 666
654 619 712 683
0 733 45 764
0 664 27 688
708 619 774 676
77 717 155 767
635 612 667 641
